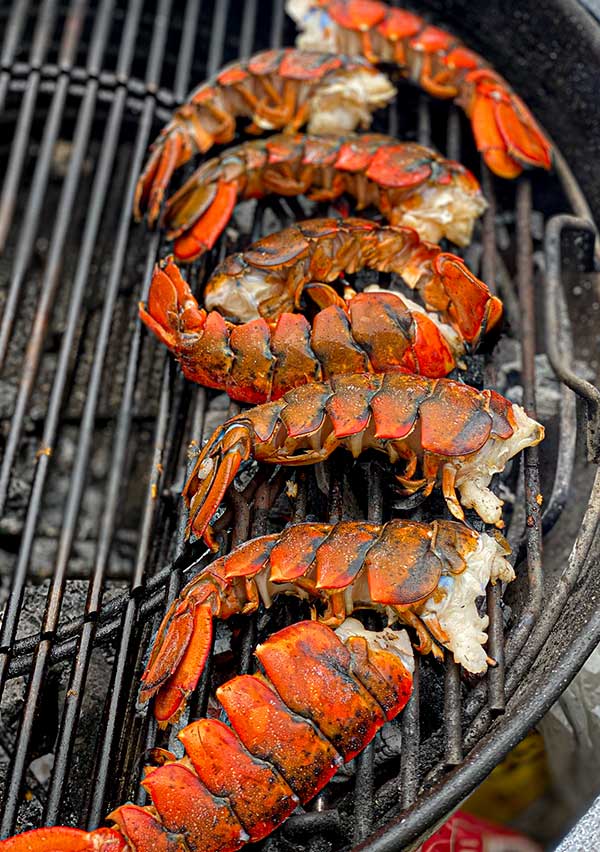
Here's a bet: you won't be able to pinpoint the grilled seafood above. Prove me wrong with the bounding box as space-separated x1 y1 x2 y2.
184 373 544 544
202 217 503 344
140 257 461 402
141 519 512 724
0 619 413 849
288 0 553 178
134 49 396 223
164 133 487 260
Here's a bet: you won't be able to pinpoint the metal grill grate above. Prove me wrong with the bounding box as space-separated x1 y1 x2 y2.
1 1 600 850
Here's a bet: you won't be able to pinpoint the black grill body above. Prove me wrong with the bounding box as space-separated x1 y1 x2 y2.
0 2 599 851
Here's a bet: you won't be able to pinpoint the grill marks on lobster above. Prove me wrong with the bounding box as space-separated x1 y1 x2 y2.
184 373 543 545
288 0 553 178
140 257 461 403
134 49 396 223
200 217 503 344
163 133 487 261
141 519 512 725
0 621 414 852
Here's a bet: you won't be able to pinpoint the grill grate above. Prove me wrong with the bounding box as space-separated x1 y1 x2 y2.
1 1 599 849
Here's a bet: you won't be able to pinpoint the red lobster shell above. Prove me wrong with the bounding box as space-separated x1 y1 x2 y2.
0 620 413 852
140 256 460 402
141 519 512 725
288 0 553 178
134 49 395 223
163 132 487 261
184 373 544 545
201 217 503 344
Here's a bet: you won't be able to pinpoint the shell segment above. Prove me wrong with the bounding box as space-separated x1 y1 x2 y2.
179 719 298 842
142 763 247 852
315 521 380 588
418 380 492 456
217 673 343 804
365 520 442 604
256 621 386 760
269 523 332 582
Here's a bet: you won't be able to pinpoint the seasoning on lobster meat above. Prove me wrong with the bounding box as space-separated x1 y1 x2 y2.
141 519 512 725
164 132 487 261
288 0 553 179
134 49 396 224
0 619 413 851
184 373 544 545
140 257 462 402
202 217 503 344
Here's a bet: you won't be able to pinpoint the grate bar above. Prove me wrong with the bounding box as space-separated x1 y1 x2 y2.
239 0 258 58
502 180 544 666
399 660 420 809
443 659 462 765
0 0 61 249
174 0 204 101
207 0 232 78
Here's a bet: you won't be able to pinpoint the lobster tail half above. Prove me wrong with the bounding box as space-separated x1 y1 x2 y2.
0 621 413 852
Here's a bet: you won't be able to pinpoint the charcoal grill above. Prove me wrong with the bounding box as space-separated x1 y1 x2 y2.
1 0 600 849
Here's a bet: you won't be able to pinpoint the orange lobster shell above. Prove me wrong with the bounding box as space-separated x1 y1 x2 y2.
140 256 459 403
0 620 413 852
183 372 544 545
163 132 486 261
202 217 503 345
141 519 513 725
289 0 553 178
134 49 395 223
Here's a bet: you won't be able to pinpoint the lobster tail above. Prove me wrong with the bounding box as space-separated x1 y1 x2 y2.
140 597 215 726
288 0 552 180
0 621 414 852
172 180 239 261
134 126 192 224
466 70 552 178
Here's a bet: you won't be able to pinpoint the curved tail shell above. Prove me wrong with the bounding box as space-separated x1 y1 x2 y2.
288 0 552 178
0 620 413 852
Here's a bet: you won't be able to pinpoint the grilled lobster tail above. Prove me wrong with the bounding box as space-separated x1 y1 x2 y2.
140 257 460 402
0 620 413 852
134 49 396 223
200 217 503 344
141 519 513 725
163 132 487 260
183 373 544 545
288 0 553 178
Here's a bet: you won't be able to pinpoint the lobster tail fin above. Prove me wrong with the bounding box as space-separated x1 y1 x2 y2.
171 179 238 262
139 257 207 351
184 423 253 547
140 572 217 716
134 127 191 224
467 70 552 178
435 253 503 346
